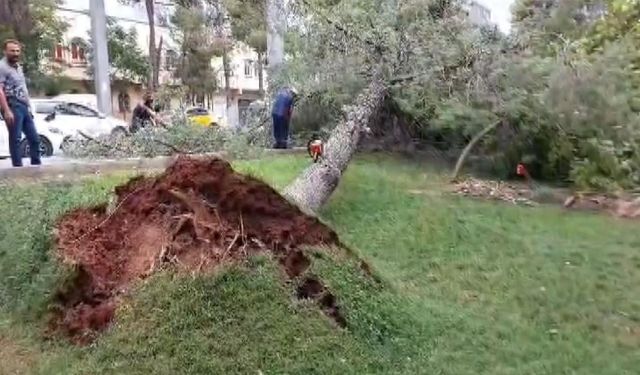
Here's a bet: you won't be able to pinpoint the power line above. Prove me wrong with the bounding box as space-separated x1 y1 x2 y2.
57 6 171 29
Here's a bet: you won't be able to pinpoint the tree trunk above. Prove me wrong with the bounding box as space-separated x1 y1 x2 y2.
154 36 163 89
145 0 158 90
0 0 35 75
266 0 284 74
257 51 265 95
451 120 502 182
0 0 32 37
222 50 231 109
283 74 387 214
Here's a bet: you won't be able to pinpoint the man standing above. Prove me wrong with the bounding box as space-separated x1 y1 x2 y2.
271 86 298 149
0 39 40 167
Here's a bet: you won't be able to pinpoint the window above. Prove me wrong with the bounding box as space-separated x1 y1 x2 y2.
187 108 208 116
54 44 63 62
60 103 98 117
244 60 254 77
34 101 63 114
118 92 131 113
70 42 87 64
165 50 178 70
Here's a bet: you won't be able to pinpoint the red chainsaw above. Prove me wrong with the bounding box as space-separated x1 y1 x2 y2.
307 138 324 163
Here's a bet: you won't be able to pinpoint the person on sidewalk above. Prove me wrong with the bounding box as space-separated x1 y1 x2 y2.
271 86 298 149
0 39 40 167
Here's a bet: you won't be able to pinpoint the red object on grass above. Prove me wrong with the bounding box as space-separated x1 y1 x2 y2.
307 139 324 163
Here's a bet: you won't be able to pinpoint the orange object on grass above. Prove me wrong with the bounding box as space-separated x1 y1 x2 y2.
307 139 324 163
516 163 527 177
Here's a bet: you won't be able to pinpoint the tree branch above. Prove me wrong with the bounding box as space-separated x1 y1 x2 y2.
299 0 381 52
77 131 130 154
388 71 432 85
152 138 192 154
451 120 502 182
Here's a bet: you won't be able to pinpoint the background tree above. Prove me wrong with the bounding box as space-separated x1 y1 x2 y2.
0 0 68 92
511 0 603 44
119 0 164 90
224 0 267 94
170 2 222 106
85 18 151 84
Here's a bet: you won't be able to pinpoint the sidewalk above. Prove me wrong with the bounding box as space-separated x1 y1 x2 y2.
0 148 306 182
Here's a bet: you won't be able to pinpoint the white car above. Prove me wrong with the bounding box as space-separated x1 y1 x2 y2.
31 99 129 140
51 93 99 110
0 110 65 159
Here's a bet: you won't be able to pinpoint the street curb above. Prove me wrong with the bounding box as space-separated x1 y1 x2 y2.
0 148 306 181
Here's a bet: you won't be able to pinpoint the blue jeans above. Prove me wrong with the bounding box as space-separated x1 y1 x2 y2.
6 101 40 167
272 114 289 149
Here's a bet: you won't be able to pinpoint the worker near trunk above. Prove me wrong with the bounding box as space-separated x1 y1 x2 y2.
271 86 298 149
0 39 41 167
130 92 165 133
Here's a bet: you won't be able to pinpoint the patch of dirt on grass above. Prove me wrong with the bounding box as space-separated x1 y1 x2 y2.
0 335 38 374
451 177 640 219
297 276 347 328
50 156 344 344
451 177 541 206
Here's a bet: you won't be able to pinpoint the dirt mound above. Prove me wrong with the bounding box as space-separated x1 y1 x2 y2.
50 156 341 344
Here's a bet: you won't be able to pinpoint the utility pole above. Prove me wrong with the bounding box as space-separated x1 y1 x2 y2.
89 0 112 114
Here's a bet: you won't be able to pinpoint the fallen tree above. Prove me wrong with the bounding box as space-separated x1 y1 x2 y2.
278 0 476 213
284 72 387 213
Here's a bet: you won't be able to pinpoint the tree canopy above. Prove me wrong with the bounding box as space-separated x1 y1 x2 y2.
86 18 151 84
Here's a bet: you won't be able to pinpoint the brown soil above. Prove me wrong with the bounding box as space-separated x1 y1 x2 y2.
50 156 342 344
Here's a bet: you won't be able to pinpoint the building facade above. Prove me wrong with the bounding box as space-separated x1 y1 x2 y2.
50 0 265 127
463 1 492 27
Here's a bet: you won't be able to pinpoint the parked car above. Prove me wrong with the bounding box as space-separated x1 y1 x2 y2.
186 107 220 127
31 99 129 140
0 108 65 159
51 93 99 110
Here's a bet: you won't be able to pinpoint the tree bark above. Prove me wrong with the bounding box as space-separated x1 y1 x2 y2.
155 36 163 89
0 0 32 37
266 0 284 73
451 120 502 182
145 0 158 90
222 49 231 109
257 51 265 95
283 73 387 214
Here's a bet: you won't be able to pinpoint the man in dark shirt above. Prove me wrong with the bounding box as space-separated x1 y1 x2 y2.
271 86 298 149
0 39 41 167
130 92 163 133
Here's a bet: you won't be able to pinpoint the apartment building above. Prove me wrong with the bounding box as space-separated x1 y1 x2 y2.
51 0 265 126
463 1 492 27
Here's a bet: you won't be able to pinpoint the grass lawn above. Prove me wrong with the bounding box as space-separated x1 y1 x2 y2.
0 154 638 374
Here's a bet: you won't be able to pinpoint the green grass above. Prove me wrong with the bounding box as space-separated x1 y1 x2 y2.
0 154 639 374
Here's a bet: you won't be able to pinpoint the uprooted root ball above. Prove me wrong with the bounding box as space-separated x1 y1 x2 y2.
51 156 343 344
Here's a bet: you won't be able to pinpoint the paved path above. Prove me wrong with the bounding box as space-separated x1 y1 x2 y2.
0 148 306 182
0 155 72 170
